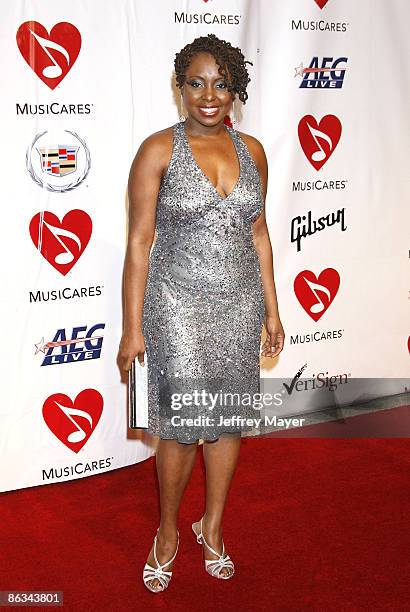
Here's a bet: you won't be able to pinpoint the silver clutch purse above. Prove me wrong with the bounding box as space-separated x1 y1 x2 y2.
128 355 149 429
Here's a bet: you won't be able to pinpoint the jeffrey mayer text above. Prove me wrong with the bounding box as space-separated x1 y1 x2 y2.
171 415 306 428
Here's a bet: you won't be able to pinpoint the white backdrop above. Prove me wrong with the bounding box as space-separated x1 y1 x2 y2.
1 0 408 492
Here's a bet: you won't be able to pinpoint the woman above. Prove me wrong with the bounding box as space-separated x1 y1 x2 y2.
118 34 284 592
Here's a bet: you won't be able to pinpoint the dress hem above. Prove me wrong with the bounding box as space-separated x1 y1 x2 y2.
146 426 254 445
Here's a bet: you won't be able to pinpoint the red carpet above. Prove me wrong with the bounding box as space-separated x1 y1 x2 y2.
1 413 409 611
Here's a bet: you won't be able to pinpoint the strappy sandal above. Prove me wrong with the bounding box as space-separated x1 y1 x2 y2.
143 529 179 593
192 518 235 580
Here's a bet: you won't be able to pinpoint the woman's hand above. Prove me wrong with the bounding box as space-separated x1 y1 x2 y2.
261 315 285 359
117 330 146 371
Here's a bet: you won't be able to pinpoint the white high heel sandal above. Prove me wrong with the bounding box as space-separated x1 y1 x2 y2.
143 529 179 593
192 518 235 580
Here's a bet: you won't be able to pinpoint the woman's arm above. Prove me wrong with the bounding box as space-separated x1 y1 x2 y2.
240 133 285 359
118 130 171 371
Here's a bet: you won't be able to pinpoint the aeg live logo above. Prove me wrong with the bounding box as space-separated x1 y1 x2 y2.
35 323 105 366
295 56 348 89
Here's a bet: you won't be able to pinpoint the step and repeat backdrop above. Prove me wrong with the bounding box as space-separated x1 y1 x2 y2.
1 0 408 492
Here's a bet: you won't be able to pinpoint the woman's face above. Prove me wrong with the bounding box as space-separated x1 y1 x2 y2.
181 51 234 126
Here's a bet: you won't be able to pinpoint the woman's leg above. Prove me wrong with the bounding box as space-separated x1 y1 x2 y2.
197 434 241 577
145 438 198 589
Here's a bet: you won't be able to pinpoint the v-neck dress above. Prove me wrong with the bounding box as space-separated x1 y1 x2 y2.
142 120 265 443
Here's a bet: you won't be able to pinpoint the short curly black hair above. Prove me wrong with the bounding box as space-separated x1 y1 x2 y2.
174 33 253 104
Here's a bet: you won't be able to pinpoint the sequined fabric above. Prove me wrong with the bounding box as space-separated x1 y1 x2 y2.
142 121 265 444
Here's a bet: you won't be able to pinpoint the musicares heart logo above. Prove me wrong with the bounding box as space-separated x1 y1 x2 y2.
29 210 92 276
298 115 342 171
294 268 340 322
16 21 81 89
314 0 329 8
43 389 103 453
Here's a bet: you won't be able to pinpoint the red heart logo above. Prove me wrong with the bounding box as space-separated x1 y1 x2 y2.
314 0 329 8
29 210 92 276
43 389 103 453
298 115 342 171
16 21 81 89
294 268 340 321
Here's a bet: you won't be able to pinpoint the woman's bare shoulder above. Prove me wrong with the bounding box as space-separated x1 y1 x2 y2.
138 125 174 155
237 129 266 157
131 125 175 175
236 129 267 169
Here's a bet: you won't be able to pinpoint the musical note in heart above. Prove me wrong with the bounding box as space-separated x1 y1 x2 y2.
54 401 92 443
307 123 333 163
29 210 92 275
29 29 70 78
298 115 342 171
42 218 82 265
16 21 81 89
43 389 103 453
314 0 329 8
294 268 340 321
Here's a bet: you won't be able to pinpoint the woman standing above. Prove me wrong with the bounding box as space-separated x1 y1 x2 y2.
118 34 284 592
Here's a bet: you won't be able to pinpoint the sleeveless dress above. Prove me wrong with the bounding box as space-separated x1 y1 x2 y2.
142 120 265 444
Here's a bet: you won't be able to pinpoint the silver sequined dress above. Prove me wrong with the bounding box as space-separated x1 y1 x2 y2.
142 120 265 444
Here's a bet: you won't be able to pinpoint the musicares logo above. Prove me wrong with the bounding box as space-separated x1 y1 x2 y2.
29 210 92 275
43 389 103 453
42 457 113 481
175 1 241 25
29 285 104 304
298 115 342 171
314 0 329 8
294 268 340 322
291 20 348 33
16 21 81 89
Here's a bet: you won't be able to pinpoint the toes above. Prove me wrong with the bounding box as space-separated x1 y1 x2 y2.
148 578 161 591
